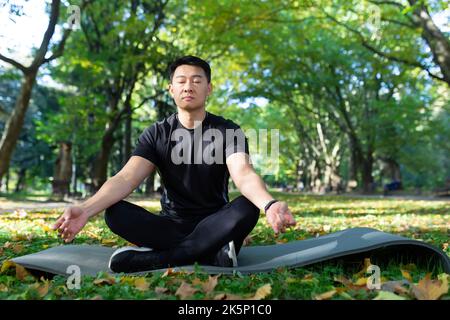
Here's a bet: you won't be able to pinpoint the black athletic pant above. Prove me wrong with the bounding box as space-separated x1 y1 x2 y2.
104 195 260 267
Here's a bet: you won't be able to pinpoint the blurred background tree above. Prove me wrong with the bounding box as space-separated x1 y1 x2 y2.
0 0 448 198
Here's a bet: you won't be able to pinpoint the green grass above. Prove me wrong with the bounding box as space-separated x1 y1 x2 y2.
0 191 53 202
0 192 449 300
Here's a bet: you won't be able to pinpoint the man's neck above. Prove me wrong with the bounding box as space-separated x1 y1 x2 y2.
177 107 206 129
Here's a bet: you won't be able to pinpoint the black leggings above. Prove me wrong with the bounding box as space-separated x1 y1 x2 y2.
104 195 260 267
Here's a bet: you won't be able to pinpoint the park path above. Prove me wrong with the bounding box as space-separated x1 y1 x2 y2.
0 196 161 214
0 199 80 214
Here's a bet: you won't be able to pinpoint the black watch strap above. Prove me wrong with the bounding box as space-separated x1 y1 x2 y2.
264 199 279 213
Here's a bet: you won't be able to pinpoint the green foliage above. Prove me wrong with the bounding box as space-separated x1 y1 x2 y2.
1 0 448 192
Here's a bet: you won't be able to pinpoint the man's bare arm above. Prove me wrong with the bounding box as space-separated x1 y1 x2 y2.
80 156 156 218
226 152 296 234
52 156 156 242
226 153 273 210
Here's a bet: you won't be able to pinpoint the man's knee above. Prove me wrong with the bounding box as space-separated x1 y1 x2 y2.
104 200 127 231
232 196 260 224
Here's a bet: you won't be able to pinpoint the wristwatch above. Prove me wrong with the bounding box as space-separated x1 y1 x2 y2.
264 199 279 213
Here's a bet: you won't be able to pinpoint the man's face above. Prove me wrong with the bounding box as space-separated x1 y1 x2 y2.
169 65 212 111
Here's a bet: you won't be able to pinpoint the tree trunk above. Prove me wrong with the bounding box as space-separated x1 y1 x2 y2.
52 141 73 198
0 102 8 120
124 99 132 165
145 171 156 195
381 158 402 183
346 136 360 191
91 99 128 191
118 129 124 172
0 71 37 179
71 148 77 195
296 158 305 192
361 151 374 194
91 130 116 192
409 0 450 85
5 168 9 193
14 167 27 193
0 0 79 180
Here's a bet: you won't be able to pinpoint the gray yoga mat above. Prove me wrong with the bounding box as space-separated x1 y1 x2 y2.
10 227 450 277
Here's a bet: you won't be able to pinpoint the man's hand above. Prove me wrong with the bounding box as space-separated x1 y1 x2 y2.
52 206 89 243
266 201 296 234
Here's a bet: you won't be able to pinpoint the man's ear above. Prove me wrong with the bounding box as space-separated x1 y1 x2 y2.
208 82 213 96
168 83 174 97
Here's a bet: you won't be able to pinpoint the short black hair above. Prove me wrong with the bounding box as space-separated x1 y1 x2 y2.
168 55 211 83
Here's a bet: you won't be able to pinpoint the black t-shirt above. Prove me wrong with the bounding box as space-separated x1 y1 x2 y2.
131 111 249 221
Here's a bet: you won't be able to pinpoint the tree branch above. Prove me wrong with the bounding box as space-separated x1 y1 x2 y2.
43 27 72 63
248 16 326 24
0 102 9 120
0 53 29 73
44 0 91 64
322 10 444 82
30 0 61 69
131 90 165 113
361 42 444 81
381 17 415 28
368 0 405 9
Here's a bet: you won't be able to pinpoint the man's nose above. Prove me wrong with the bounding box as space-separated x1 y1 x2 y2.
183 86 193 92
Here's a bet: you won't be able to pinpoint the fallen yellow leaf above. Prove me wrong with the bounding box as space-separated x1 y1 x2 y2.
411 273 448 300
286 277 299 283
120 276 136 285
202 275 220 294
301 274 315 282
162 267 179 277
175 281 198 299
15 264 30 280
134 278 150 291
12 243 24 254
354 258 373 278
315 289 337 300
31 281 50 298
101 239 117 245
373 291 407 300
334 275 369 291
400 269 413 282
84 230 101 240
400 263 417 272
53 285 68 296
1 260 15 273
248 283 272 300
35 221 52 232
11 234 32 241
93 274 116 286
354 277 368 286
155 286 168 294
3 242 12 249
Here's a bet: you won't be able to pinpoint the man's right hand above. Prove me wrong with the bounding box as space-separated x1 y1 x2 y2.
52 206 89 243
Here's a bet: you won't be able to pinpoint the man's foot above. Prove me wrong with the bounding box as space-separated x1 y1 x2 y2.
108 246 165 273
210 241 238 268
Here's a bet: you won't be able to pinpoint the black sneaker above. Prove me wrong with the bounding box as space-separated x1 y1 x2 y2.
210 241 238 268
108 246 164 273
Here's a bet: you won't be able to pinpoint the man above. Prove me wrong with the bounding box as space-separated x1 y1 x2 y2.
52 56 296 273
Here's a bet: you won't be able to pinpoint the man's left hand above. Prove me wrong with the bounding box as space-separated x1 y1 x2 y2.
265 201 296 234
